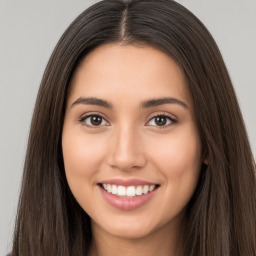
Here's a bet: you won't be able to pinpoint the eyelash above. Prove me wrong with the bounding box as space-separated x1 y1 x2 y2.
79 112 177 129
79 114 109 129
147 113 177 129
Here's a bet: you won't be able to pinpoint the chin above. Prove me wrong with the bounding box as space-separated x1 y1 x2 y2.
91 213 169 240
104 223 155 239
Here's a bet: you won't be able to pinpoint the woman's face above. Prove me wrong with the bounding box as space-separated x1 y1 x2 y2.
62 43 202 239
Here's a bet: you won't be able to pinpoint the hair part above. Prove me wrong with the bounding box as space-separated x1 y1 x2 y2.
12 0 256 255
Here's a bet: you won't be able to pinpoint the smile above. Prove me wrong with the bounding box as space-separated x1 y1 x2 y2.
98 180 160 210
101 184 157 198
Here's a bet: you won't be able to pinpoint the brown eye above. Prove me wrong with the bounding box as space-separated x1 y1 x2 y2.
155 116 168 126
91 115 103 126
80 114 108 127
147 114 176 128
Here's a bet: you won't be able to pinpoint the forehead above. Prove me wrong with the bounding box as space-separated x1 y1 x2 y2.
68 43 192 108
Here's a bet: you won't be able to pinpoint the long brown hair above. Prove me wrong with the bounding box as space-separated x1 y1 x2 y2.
12 0 256 255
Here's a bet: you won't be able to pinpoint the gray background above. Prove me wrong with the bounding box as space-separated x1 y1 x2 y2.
0 0 255 254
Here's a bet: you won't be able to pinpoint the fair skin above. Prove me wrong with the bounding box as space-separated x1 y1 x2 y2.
62 43 203 256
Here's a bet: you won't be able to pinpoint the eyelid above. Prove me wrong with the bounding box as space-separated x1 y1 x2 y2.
78 111 177 129
145 112 177 128
79 112 110 129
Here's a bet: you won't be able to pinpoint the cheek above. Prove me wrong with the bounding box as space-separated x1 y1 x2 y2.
151 127 201 173
61 128 108 211
62 130 106 178
62 131 110 213
148 128 202 219
147 126 202 196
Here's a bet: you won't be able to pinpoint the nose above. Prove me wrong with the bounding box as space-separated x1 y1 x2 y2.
107 125 147 171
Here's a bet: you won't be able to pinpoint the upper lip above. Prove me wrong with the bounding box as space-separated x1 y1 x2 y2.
98 178 159 186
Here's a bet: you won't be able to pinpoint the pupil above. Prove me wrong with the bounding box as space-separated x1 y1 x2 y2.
91 116 102 126
155 116 166 126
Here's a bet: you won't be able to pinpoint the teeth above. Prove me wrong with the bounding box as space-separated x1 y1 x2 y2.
117 186 126 196
136 186 143 196
107 184 112 193
127 186 136 197
143 185 149 194
102 184 156 197
149 185 155 192
112 185 118 195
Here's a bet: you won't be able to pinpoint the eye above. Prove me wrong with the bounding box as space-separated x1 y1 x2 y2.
79 114 109 128
147 114 176 128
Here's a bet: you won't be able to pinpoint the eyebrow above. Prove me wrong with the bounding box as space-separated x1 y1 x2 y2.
71 97 113 109
141 97 188 109
71 97 188 109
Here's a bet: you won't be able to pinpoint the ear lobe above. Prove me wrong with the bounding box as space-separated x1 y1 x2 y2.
201 147 208 165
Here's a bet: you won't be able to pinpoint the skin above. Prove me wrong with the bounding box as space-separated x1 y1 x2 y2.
62 43 203 256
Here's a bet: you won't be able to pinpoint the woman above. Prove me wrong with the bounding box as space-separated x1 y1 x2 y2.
11 0 256 255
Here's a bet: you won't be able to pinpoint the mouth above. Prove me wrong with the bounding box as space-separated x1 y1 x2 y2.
97 178 160 210
98 183 159 198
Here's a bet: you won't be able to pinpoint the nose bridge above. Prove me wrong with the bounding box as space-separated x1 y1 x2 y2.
108 122 145 170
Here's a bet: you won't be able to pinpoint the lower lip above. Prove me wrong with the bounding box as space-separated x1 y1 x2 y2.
99 185 158 210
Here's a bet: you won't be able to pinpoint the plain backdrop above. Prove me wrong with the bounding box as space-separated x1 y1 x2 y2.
0 0 255 254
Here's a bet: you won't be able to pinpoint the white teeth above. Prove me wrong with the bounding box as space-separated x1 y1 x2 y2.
112 185 118 195
101 184 157 197
136 186 143 196
117 186 126 196
149 185 155 192
126 186 136 197
107 184 112 193
143 185 149 194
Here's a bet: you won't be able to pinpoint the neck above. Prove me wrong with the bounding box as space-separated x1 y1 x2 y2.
88 219 185 256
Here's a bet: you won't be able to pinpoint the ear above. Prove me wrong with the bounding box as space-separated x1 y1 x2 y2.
201 147 208 165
